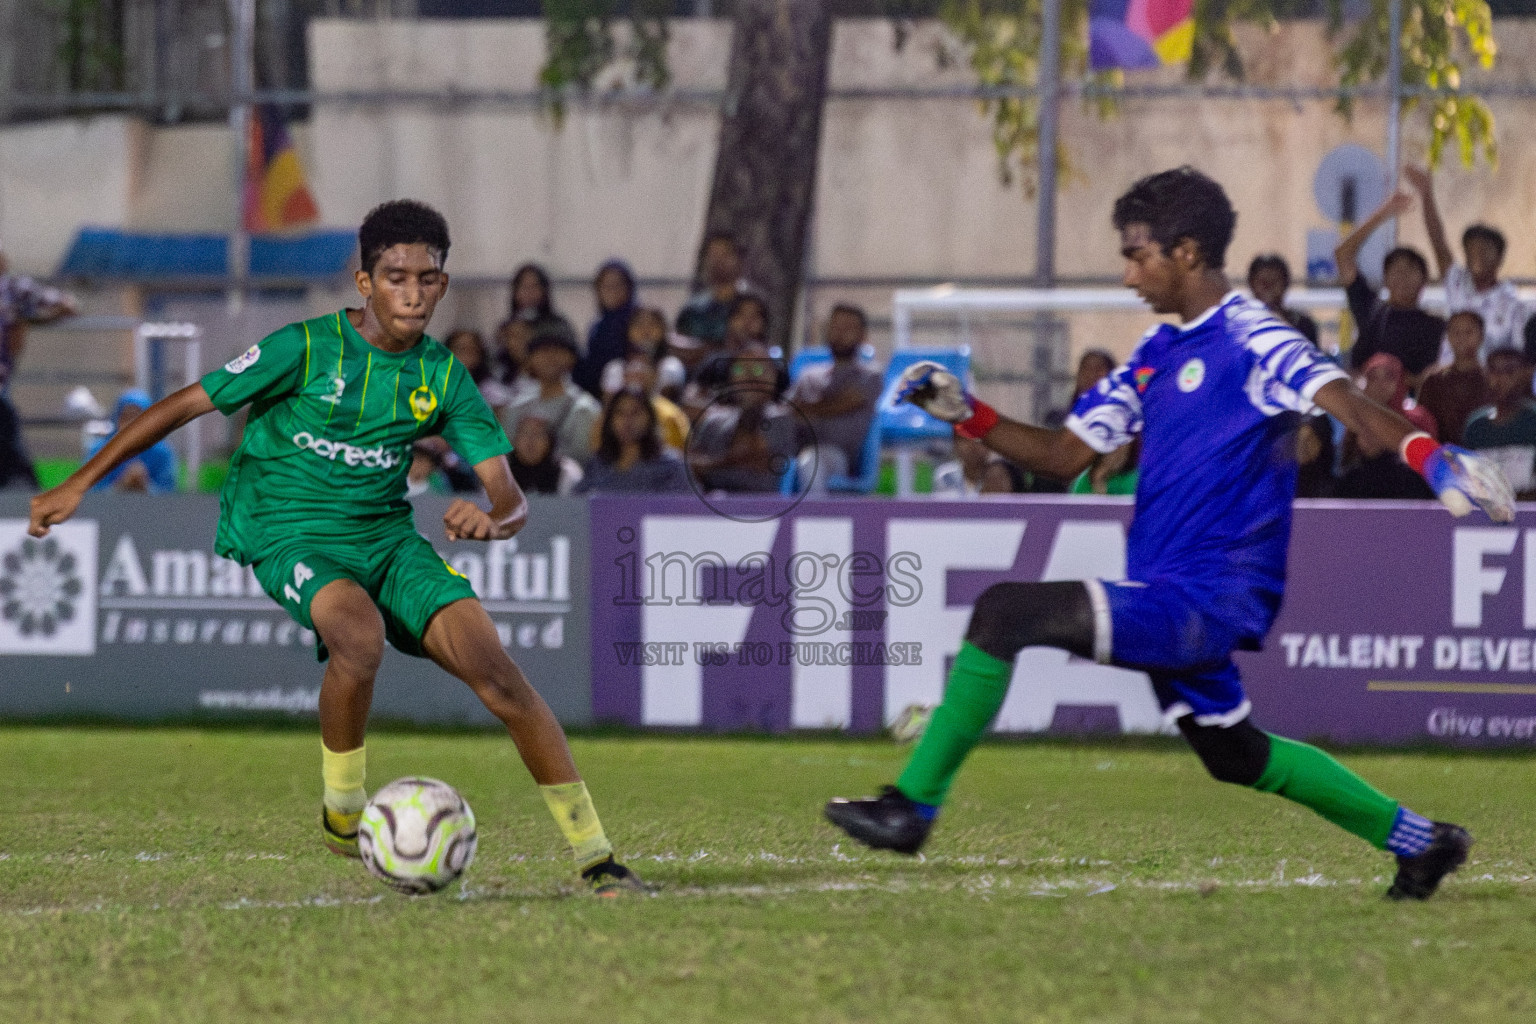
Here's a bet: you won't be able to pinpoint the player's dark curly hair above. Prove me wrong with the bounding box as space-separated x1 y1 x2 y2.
1112 166 1236 269
358 199 450 274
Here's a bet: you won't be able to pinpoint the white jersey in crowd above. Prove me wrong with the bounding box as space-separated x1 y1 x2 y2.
1443 264 1528 356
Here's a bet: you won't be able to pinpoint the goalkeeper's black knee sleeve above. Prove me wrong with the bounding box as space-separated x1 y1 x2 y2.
964 581 1096 663
1178 716 1272 787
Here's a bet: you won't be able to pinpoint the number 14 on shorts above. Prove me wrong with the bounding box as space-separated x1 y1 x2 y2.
284 562 315 605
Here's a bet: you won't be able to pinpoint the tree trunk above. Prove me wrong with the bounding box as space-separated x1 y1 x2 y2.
697 0 832 354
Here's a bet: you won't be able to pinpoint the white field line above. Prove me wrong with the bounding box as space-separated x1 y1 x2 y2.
3 869 1535 917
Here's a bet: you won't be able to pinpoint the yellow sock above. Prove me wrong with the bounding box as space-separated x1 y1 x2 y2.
321 743 367 833
540 781 614 870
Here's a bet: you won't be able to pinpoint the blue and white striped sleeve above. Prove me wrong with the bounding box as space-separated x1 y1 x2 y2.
1240 313 1349 415
1064 356 1143 455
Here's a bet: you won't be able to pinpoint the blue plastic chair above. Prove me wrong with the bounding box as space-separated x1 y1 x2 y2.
877 347 972 495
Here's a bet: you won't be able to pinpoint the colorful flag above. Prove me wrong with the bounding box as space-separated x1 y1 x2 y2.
243 105 320 233
1089 0 1195 72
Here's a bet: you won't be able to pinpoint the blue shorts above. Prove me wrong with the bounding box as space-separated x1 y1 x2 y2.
1085 578 1256 726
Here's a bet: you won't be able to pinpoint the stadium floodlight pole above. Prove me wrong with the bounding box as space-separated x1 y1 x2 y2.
1036 0 1063 288
1385 0 1404 247
227 0 255 316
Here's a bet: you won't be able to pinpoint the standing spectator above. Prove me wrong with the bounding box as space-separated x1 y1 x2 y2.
687 346 798 493
600 307 686 402
1295 415 1337 498
443 328 516 413
1417 311 1492 445
576 388 690 495
508 416 583 497
498 327 601 464
0 242 78 488
1463 348 1536 499
931 436 991 498
786 303 883 492
676 232 756 344
1335 192 1445 378
1337 353 1437 500
1405 165 1527 354
1247 254 1319 346
575 260 637 399
497 263 576 385
87 389 177 493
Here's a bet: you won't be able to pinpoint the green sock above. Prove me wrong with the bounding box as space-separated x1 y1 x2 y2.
896 642 1014 806
1254 734 1399 849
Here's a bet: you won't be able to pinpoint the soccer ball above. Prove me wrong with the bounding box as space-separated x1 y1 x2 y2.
358 777 478 895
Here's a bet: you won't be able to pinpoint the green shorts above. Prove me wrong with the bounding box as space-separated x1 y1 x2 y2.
251 529 477 661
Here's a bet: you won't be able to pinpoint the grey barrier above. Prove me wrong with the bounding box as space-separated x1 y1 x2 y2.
0 493 591 726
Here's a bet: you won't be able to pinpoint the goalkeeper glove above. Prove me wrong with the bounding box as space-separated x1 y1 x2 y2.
893 361 998 439
1401 432 1515 522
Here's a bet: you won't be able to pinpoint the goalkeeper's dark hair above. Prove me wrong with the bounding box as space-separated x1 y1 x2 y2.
1112 166 1236 270
358 199 450 274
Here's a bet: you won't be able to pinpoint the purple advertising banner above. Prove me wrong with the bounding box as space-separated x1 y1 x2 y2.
589 495 1536 746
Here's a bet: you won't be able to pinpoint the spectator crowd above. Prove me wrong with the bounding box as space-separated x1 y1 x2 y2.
5 168 1536 506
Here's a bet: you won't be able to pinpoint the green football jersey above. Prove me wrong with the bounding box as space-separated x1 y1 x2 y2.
201 310 511 564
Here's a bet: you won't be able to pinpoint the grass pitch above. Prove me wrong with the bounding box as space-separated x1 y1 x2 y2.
3 728 1536 1023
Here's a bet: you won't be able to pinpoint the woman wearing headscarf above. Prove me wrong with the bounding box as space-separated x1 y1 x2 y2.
1337 352 1437 499
574 259 636 399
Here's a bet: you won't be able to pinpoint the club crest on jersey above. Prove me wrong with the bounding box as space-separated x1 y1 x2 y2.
409 385 438 422
1177 359 1205 393
224 345 261 374
1134 367 1155 393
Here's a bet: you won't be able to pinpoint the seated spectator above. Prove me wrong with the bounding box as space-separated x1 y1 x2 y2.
1406 165 1527 354
931 436 991 498
1336 192 1445 378
1247 253 1319 346
508 416 583 497
676 232 756 344
979 455 1027 494
1337 353 1436 500
1463 348 1536 498
498 327 601 463
1038 348 1117 490
600 307 686 402
576 388 690 495
1070 437 1140 495
406 437 480 497
1294 415 1337 499
1417 311 1491 445
594 357 690 452
786 303 883 493
683 293 775 416
493 318 533 399
88 389 176 493
497 263 576 390
443 328 516 413
687 345 798 493
575 259 637 399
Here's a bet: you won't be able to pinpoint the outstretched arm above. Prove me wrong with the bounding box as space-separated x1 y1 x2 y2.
977 417 1098 482
443 454 528 542
29 383 216 536
1312 378 1514 521
1403 165 1453 279
1335 191 1413 286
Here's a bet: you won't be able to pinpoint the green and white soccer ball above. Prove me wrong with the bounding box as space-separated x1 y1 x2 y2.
358 777 478 895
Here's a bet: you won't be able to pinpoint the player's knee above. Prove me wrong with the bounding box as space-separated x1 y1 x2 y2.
1179 717 1271 787
326 621 386 676
966 583 1028 660
965 581 1093 662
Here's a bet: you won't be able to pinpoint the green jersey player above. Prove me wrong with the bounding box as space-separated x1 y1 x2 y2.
29 200 642 895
